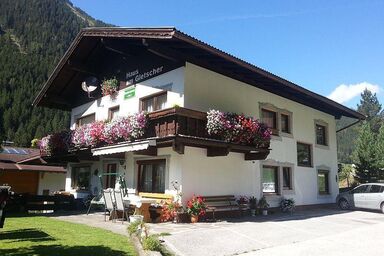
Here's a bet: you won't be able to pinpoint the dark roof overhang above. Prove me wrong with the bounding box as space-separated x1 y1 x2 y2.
33 27 364 120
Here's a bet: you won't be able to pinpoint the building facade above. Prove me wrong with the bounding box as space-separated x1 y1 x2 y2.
34 28 363 206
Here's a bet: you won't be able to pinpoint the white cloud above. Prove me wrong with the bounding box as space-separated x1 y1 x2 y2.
327 82 380 104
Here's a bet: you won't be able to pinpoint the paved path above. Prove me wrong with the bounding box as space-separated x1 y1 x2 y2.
147 208 384 256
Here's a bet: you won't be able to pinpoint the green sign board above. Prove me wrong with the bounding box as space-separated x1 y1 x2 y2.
124 86 135 99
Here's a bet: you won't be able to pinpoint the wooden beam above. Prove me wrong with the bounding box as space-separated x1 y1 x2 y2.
207 147 229 157
244 151 269 161
134 146 158 156
172 140 185 154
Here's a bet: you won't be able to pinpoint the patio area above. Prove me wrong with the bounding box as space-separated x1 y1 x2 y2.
50 206 384 256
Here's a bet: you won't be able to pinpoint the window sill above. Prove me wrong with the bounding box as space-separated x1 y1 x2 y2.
315 144 330 150
271 135 282 141
297 164 313 168
282 189 295 195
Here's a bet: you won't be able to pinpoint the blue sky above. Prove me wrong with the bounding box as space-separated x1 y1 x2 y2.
71 0 384 109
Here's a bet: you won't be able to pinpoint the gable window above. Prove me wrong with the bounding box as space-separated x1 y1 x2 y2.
282 167 292 190
108 106 120 120
76 113 95 127
297 142 312 167
262 165 279 194
137 159 166 193
71 166 91 190
140 92 167 112
281 113 291 134
317 170 330 195
315 124 327 146
261 109 278 135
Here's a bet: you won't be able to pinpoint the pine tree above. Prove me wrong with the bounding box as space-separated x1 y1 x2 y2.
353 122 378 183
357 89 383 133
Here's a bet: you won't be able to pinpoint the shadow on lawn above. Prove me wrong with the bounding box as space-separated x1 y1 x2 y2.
0 228 55 243
0 244 131 256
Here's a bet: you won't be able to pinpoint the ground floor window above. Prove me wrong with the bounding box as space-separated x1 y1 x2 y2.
103 163 117 189
71 166 91 190
318 170 330 195
282 167 292 190
262 166 278 193
137 159 166 193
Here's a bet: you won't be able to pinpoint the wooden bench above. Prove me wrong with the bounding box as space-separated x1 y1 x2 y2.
204 195 240 220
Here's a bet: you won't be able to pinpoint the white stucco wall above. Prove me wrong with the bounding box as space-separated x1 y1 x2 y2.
70 67 185 128
37 172 66 195
183 62 339 205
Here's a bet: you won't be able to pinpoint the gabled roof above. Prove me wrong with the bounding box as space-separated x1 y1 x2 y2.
0 146 40 163
33 27 364 119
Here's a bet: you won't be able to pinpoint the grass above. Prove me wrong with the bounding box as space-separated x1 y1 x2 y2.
0 215 137 256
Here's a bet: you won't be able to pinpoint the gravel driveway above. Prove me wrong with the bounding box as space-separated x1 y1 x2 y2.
148 207 384 256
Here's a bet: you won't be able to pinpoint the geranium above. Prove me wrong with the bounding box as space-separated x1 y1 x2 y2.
101 77 119 96
186 195 206 217
40 131 72 156
206 109 271 147
161 199 182 222
236 195 248 205
72 121 106 148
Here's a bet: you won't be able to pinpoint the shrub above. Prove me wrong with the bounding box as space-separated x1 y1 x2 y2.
142 235 162 251
127 220 142 235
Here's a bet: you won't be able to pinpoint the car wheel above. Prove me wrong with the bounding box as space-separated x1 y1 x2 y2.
338 198 350 210
381 203 384 214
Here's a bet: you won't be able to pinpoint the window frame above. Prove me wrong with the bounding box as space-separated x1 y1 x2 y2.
140 91 167 113
76 113 95 127
282 166 293 190
261 108 278 135
280 113 291 134
297 142 313 167
314 120 329 148
71 165 92 191
137 159 166 193
108 106 120 121
262 165 279 194
317 169 330 195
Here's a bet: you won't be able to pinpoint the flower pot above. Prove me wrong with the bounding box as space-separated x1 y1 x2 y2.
190 215 199 223
251 209 256 216
262 210 268 216
129 215 143 223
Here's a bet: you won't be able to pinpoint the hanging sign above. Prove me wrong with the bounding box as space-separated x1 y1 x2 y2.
124 86 135 100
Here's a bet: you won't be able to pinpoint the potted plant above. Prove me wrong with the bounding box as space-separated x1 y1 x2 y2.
249 196 257 216
258 196 269 216
101 77 119 97
280 198 295 214
160 199 182 223
186 195 206 223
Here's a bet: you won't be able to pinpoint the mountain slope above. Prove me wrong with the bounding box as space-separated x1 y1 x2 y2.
0 0 108 146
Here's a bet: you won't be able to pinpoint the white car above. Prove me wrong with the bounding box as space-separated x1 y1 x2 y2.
336 183 384 213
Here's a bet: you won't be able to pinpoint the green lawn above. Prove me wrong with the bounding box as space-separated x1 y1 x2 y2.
0 215 137 256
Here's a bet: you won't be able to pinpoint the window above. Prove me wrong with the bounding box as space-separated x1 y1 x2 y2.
317 170 329 195
71 166 91 190
316 124 327 145
262 166 279 194
140 92 167 112
261 109 278 135
297 142 312 167
282 167 292 190
103 163 117 189
108 106 120 120
368 185 383 193
138 159 166 193
281 113 290 133
76 113 95 127
353 185 369 194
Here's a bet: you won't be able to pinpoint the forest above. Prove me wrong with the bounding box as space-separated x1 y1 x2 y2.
0 0 106 146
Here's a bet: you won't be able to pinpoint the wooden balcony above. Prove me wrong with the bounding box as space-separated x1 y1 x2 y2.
145 107 270 160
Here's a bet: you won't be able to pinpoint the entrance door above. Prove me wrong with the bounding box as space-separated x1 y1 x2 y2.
103 163 117 189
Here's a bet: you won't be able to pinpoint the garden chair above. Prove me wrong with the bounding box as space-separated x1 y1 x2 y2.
114 189 131 224
103 188 116 222
86 193 105 215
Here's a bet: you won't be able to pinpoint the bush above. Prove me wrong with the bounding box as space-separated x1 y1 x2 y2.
127 220 142 235
142 235 162 251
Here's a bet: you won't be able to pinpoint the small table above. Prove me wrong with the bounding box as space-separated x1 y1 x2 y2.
123 196 157 222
